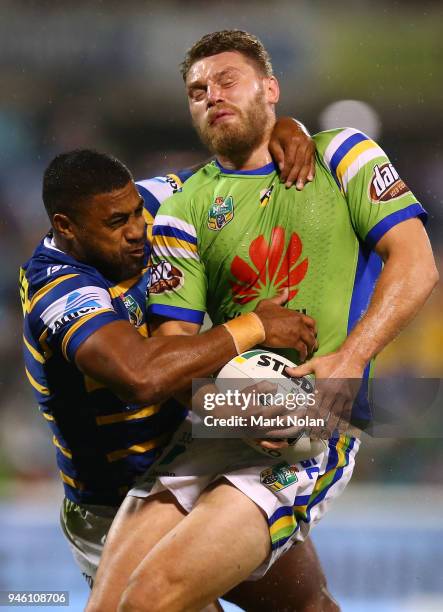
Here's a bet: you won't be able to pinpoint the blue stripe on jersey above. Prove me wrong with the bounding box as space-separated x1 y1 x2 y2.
329 132 369 182
65 310 120 362
176 168 195 183
216 160 277 175
365 203 428 249
347 244 382 422
137 184 162 219
148 303 205 325
152 225 198 245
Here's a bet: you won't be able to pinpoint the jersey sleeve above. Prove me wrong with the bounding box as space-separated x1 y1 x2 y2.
27 272 120 362
136 173 186 243
147 194 207 325
315 128 427 248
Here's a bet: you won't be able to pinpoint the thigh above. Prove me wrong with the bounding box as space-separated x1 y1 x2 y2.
123 479 271 612
87 490 186 612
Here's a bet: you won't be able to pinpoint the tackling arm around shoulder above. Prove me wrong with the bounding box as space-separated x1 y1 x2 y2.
75 291 317 406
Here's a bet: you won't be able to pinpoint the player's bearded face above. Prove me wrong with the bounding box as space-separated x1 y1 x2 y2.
194 87 269 158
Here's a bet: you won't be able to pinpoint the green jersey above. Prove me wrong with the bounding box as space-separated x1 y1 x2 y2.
148 128 426 418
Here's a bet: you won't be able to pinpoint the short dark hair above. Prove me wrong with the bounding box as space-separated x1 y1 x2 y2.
180 30 273 81
42 149 132 221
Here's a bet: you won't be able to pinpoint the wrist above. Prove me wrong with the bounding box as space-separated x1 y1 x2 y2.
337 344 370 369
223 312 265 354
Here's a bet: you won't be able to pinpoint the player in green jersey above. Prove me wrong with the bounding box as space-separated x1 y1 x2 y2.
88 31 438 612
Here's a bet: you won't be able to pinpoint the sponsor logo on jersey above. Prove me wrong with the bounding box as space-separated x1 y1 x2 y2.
260 463 299 493
208 195 234 231
122 294 143 328
53 291 102 330
369 163 409 203
259 185 274 208
149 260 184 294
46 265 70 276
40 286 111 332
230 226 308 304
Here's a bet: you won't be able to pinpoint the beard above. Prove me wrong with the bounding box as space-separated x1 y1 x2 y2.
194 88 271 164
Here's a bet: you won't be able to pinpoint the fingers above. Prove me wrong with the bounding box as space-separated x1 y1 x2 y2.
286 361 315 378
281 141 316 189
268 140 285 174
258 439 289 450
281 141 304 187
293 147 316 191
308 156 315 181
267 287 289 306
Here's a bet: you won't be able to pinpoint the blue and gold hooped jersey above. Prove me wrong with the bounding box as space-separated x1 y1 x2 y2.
20 172 191 506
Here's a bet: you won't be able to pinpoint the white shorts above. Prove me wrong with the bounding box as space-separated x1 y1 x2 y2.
130 417 360 580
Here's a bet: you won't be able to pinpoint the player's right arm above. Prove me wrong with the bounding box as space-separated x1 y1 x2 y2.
75 290 317 405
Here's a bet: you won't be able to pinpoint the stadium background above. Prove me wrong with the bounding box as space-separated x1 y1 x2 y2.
0 1 442 610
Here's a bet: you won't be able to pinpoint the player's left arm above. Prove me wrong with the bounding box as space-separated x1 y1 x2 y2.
289 129 438 433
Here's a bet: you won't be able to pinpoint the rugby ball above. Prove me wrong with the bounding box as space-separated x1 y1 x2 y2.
215 350 328 463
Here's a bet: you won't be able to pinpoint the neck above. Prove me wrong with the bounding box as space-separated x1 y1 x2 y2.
216 141 273 171
215 118 274 171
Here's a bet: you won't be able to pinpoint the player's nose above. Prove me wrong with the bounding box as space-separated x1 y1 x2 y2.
126 216 145 242
207 83 224 106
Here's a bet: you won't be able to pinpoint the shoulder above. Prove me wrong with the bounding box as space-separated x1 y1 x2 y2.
314 127 387 190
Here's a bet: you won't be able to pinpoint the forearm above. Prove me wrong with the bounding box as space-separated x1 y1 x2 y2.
340 251 438 365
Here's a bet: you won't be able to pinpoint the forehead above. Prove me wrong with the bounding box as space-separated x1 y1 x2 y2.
86 181 141 218
186 51 257 84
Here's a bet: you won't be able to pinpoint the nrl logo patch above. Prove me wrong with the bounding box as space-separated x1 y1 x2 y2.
369 163 410 203
260 462 298 494
122 294 143 328
208 195 234 231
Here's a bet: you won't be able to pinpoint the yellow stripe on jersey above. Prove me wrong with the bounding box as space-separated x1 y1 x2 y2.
96 404 161 426
168 173 183 187
25 367 50 396
153 234 198 253
61 309 114 360
23 334 45 364
38 328 53 359
41 411 54 421
53 435 72 459
143 208 154 225
106 433 170 462
59 470 84 490
19 267 30 315
137 323 148 338
336 139 378 191
29 274 79 312
109 270 147 298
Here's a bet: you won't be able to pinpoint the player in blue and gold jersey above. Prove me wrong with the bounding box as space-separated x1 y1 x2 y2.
21 146 340 609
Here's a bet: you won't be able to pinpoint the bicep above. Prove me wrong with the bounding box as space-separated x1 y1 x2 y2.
74 320 146 392
149 315 201 337
374 218 432 261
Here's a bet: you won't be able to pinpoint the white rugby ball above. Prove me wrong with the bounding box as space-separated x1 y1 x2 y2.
216 350 328 463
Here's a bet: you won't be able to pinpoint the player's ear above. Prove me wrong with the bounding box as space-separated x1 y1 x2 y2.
266 76 280 105
52 213 76 240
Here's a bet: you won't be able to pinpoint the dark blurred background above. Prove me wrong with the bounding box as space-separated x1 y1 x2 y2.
0 2 442 610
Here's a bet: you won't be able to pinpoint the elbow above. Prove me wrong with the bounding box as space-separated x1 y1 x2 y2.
423 260 439 298
117 369 170 406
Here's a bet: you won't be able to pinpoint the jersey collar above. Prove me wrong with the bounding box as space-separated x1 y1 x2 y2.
215 160 277 175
